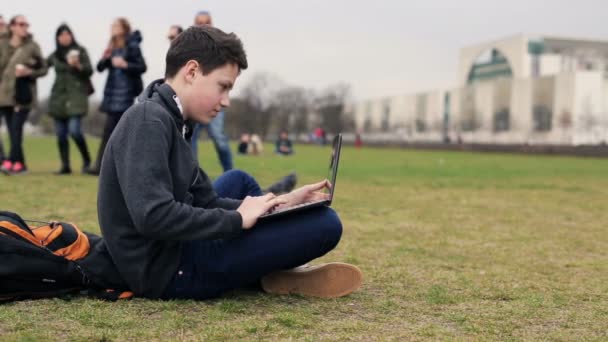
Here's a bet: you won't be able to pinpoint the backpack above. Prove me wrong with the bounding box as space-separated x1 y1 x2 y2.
0 211 133 302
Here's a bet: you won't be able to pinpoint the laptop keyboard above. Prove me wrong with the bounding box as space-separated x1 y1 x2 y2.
263 200 324 217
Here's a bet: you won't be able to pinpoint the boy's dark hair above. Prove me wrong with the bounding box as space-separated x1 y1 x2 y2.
165 26 247 78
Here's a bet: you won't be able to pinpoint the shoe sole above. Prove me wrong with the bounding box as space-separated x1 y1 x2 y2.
261 262 363 298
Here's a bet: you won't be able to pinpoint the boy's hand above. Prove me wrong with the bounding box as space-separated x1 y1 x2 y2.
237 193 287 229
277 180 330 209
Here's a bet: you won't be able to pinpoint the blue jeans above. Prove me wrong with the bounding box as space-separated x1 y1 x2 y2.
54 117 85 142
54 116 91 168
191 111 233 172
162 170 343 300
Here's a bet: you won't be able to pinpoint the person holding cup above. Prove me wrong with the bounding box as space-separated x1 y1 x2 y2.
46 23 94 174
0 15 47 175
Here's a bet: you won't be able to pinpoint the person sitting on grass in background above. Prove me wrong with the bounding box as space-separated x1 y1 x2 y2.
96 26 362 300
248 133 263 155
237 133 250 155
275 130 293 156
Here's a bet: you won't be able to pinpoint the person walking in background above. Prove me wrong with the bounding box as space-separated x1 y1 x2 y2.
190 10 233 172
0 15 47 175
275 130 293 156
88 17 146 175
167 25 183 42
47 24 94 175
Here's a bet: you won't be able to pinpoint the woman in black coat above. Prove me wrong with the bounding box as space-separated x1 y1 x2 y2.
88 17 146 175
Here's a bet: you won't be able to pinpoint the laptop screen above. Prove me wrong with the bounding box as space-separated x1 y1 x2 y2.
325 134 342 202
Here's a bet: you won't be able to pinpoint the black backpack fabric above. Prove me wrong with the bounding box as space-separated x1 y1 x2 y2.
0 211 132 302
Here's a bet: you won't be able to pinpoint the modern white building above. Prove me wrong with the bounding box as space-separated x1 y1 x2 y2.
354 34 608 145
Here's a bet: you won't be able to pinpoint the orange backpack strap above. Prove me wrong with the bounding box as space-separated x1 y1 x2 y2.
0 212 41 246
32 222 90 261
85 289 134 301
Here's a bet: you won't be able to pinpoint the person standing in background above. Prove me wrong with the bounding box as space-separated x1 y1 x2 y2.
47 24 94 175
190 10 233 172
0 14 8 165
167 25 183 42
0 15 47 175
88 17 146 175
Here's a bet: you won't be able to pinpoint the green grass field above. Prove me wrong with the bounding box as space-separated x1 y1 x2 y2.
1 136 608 341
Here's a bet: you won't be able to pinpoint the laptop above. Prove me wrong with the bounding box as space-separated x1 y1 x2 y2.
260 133 343 219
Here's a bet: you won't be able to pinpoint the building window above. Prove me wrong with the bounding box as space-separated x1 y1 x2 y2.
467 48 513 84
381 101 390 132
533 105 552 131
460 87 477 132
363 102 373 132
531 77 554 132
415 94 427 132
493 108 510 132
493 79 511 132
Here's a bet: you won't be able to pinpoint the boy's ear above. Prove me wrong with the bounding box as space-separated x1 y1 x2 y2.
183 60 200 84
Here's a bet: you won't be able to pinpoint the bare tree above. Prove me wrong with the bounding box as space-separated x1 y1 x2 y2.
231 72 286 138
315 83 352 134
270 86 312 137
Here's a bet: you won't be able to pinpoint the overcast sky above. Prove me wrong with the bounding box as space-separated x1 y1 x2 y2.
4 0 608 101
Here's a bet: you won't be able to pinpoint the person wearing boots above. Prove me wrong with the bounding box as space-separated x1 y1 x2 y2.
46 24 94 175
0 15 48 175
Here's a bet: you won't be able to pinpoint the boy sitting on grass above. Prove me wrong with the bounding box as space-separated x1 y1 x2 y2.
97 26 362 300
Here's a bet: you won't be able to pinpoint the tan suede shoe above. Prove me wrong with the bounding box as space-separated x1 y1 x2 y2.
261 262 363 298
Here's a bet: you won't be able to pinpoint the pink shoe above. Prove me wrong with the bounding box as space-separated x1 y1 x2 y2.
0 160 12 174
11 161 27 174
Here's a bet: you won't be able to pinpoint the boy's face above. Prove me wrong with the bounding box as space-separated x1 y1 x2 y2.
182 62 238 124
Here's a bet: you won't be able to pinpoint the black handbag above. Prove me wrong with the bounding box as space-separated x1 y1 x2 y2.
14 77 33 105
85 78 95 96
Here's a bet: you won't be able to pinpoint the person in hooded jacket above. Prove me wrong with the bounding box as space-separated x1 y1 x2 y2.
88 17 146 175
0 15 47 175
47 24 94 174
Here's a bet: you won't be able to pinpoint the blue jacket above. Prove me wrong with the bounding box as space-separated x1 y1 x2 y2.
98 30 146 114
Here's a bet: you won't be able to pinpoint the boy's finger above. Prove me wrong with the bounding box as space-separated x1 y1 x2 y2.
265 198 287 210
308 180 328 191
263 192 276 199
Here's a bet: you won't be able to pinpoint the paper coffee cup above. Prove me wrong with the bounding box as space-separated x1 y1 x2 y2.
67 49 80 61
